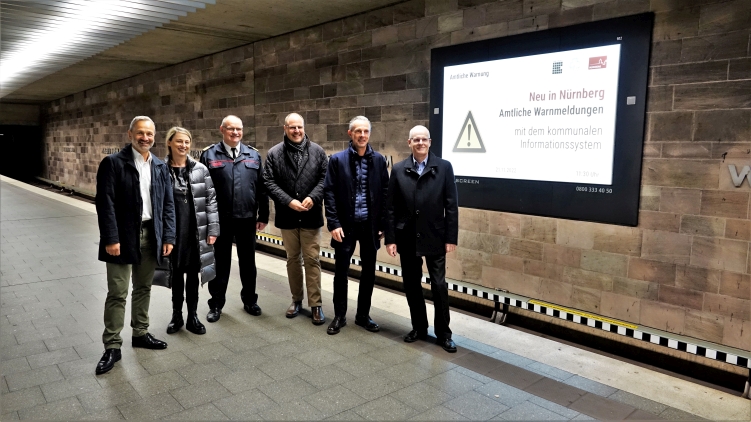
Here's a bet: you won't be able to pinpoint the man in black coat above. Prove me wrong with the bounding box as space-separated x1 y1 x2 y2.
95 116 176 374
385 124 459 353
200 115 269 322
323 116 389 335
263 113 328 325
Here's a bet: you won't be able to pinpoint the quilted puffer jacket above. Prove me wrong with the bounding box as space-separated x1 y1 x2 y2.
263 134 328 229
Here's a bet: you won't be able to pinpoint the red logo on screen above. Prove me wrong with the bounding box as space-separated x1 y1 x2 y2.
589 56 607 69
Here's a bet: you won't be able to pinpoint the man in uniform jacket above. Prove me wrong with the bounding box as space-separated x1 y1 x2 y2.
385 124 459 353
200 115 269 322
263 113 328 325
323 116 389 335
95 115 176 375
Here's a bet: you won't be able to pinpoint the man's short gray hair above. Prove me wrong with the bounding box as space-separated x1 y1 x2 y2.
409 125 430 139
284 113 304 126
129 116 155 131
221 115 242 128
348 115 371 132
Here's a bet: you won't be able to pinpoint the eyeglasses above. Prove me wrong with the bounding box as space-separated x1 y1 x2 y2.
223 126 243 132
285 125 304 131
409 137 430 144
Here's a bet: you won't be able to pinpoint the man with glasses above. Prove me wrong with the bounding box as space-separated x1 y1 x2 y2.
385 125 459 353
263 113 328 325
200 115 269 322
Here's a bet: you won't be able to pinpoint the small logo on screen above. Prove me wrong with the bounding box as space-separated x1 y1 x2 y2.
589 56 607 69
552 61 563 74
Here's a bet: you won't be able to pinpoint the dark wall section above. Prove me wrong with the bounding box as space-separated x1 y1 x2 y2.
0 125 43 182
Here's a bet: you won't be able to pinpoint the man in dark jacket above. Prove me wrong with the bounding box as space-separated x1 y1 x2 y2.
323 116 389 335
94 116 176 375
263 113 328 325
200 115 269 322
385 125 459 353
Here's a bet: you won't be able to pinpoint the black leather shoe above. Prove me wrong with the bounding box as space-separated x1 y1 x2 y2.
186 313 206 335
327 316 346 335
286 301 302 318
95 349 121 375
206 308 222 322
244 303 262 316
311 306 325 325
166 311 183 334
354 315 380 332
437 338 457 353
132 333 168 349
404 330 428 343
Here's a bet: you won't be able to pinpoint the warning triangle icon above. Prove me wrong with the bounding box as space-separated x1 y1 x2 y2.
452 111 486 153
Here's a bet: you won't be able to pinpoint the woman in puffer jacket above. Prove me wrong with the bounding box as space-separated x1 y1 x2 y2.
163 126 220 334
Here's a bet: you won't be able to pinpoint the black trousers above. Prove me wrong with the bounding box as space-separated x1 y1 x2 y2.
172 267 199 313
332 222 376 318
400 251 452 339
209 217 257 309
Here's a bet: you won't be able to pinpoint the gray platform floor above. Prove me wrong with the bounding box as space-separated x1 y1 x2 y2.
0 180 712 420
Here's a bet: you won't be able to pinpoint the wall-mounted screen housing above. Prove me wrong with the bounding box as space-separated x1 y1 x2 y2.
430 13 653 226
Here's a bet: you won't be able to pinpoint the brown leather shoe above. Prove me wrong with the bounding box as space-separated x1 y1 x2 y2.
286 301 302 318
311 306 325 325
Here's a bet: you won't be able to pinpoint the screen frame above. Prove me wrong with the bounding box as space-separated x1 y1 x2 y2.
430 13 654 226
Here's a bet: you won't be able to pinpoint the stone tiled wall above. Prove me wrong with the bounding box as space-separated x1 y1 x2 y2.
42 0 751 350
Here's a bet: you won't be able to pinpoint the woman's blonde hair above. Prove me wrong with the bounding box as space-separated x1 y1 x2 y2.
165 126 193 165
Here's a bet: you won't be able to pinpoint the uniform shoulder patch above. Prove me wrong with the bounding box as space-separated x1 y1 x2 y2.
248 145 258 151
202 145 212 152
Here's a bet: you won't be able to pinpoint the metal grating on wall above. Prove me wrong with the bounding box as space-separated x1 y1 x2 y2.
0 0 215 98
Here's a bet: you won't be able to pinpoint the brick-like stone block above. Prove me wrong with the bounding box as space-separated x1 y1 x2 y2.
508 15 548 36
699 0 751 35
719 270 751 300
549 4 593 28
580 250 628 276
704 292 751 320
638 210 680 232
628 258 676 285
491 254 525 272
571 285 602 313
600 291 640 324
522 0 560 16
700 190 749 218
729 57 751 80
562 267 615 291
725 218 751 241
646 112 693 142
642 143 662 159
482 266 541 297
674 80 751 110
691 236 748 273
426 0 458 16
640 185 661 211
679 215 726 237
556 220 594 249
642 159 719 189
613 277 659 300
593 225 642 256
543 243 581 268
647 85 674 112
661 142 711 159
675 265 721 295
660 187 701 214
524 260 564 281
684 309 725 344
488 212 521 238
650 39 682 66
450 22 509 44
641 230 692 264
652 61 729 86
653 8 700 41
485 0 524 24
438 11 464 33
539 278 573 307
694 109 751 143
640 299 686 333
521 216 557 243
659 284 704 310
509 238 543 260
681 30 750 62
722 317 751 350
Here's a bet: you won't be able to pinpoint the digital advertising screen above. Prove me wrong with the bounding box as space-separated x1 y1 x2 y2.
430 14 653 226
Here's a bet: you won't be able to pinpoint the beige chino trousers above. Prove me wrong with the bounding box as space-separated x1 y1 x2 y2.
280 227 322 307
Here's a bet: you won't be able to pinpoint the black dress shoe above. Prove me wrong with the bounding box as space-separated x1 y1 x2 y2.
244 303 262 316
404 330 428 343
186 313 206 335
354 315 380 332
132 333 168 349
327 316 346 335
206 308 222 322
95 348 121 375
311 306 325 325
166 311 183 334
286 301 302 318
437 338 457 353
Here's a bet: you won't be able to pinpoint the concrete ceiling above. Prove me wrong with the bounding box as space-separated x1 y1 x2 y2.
0 0 407 104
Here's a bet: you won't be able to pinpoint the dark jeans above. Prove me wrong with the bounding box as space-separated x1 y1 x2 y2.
172 267 199 313
400 250 452 340
209 217 258 309
332 222 376 318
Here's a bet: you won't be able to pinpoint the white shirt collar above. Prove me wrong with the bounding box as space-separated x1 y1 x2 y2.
223 141 242 156
132 146 152 164
412 155 428 166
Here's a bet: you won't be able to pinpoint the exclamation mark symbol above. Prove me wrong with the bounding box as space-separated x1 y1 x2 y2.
467 124 472 147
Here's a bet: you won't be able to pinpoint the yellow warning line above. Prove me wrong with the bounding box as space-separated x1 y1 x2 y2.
529 299 638 330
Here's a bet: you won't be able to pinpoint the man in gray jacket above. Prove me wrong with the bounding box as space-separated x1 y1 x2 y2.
263 113 328 325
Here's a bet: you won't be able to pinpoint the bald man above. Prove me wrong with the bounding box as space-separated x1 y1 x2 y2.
263 113 328 325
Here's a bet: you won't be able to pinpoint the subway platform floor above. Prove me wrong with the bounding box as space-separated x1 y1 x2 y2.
1 176 749 421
